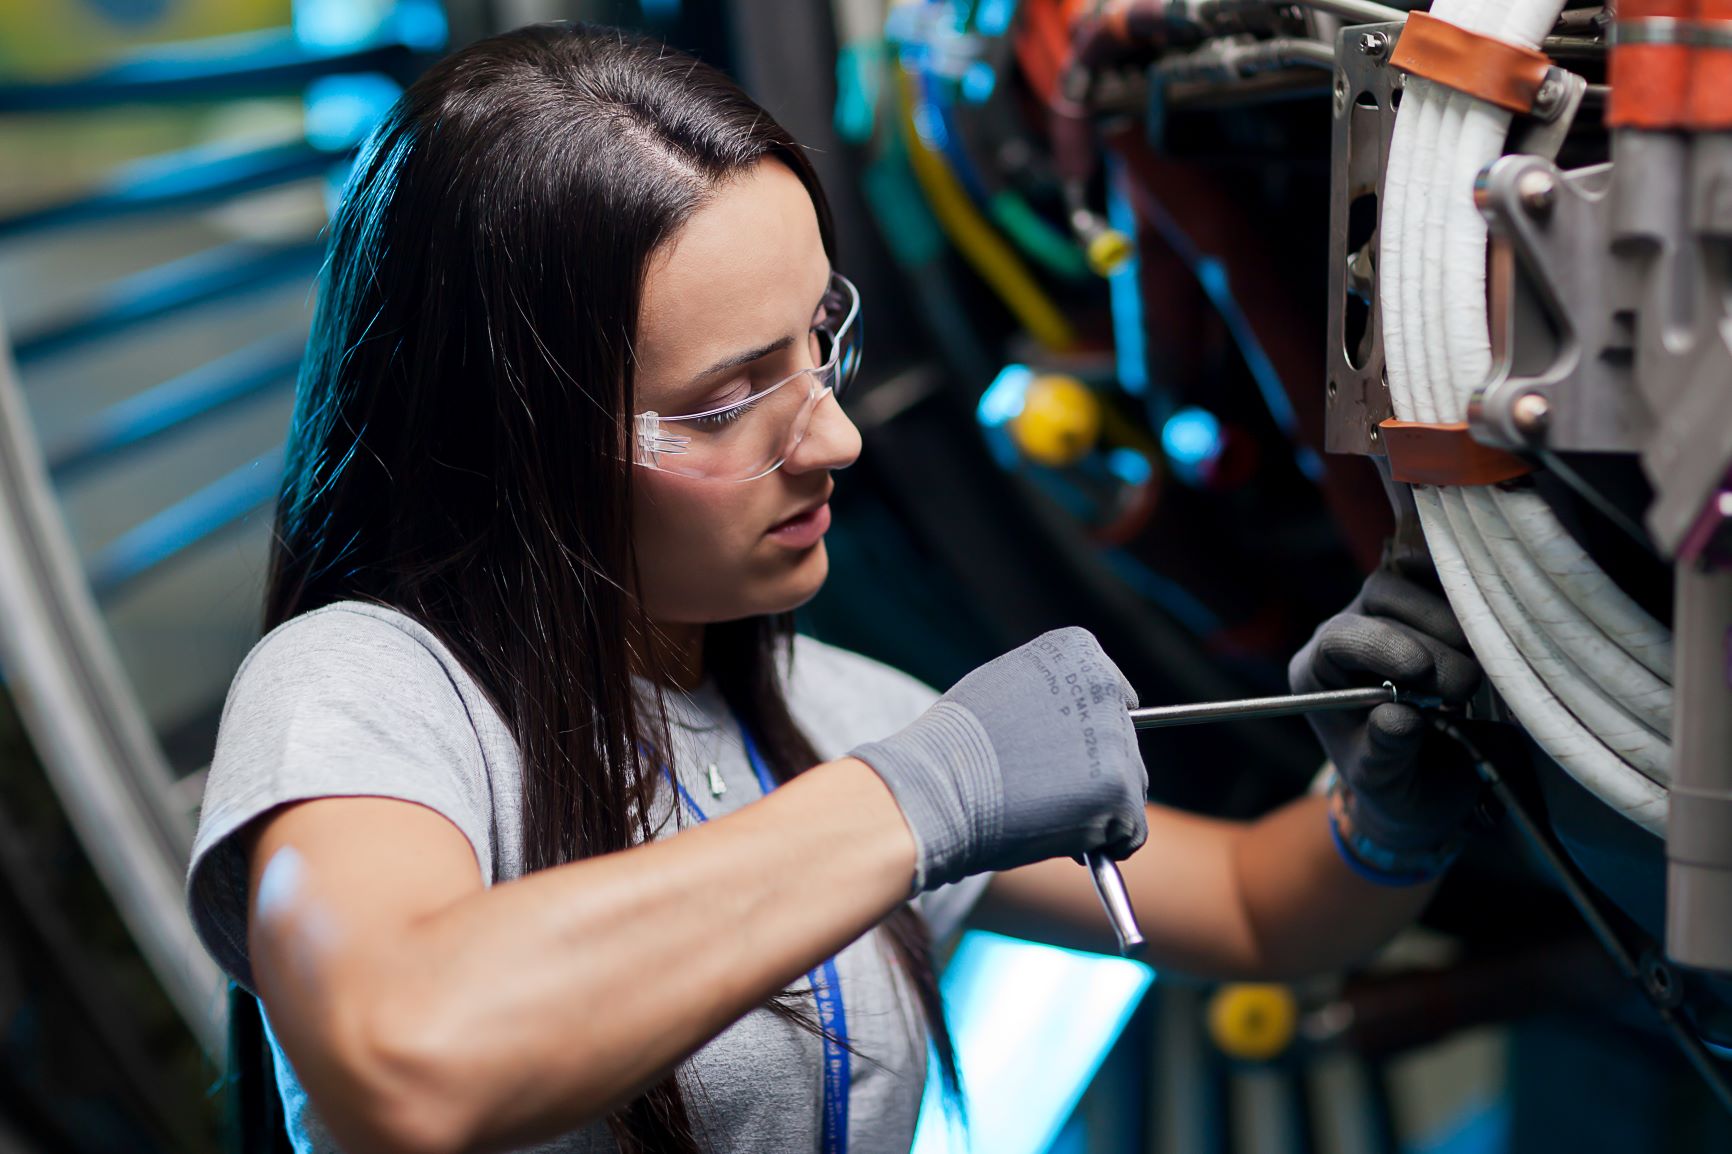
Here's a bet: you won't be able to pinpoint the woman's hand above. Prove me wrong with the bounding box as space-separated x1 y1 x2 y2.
847 627 1150 894
1288 558 1484 864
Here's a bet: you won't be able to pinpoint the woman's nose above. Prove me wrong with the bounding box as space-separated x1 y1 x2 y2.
782 388 861 474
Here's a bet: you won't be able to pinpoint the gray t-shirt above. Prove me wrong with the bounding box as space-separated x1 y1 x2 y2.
186 600 990 1154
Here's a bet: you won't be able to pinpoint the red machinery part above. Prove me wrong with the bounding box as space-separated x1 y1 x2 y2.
1689 0 1732 130
1608 0 1697 129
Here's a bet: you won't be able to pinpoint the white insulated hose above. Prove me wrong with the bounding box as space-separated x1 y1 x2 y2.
1378 0 1672 832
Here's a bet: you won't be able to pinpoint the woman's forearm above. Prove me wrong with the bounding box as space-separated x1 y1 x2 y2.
357 756 915 1154
1228 793 1438 979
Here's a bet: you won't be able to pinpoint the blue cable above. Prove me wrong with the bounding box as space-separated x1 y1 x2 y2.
1128 181 1326 484
910 58 992 207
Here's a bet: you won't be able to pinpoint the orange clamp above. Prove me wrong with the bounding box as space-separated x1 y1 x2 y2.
1378 420 1536 486
1389 12 1555 114
1690 16 1732 131
1695 0 1732 129
1608 0 1696 129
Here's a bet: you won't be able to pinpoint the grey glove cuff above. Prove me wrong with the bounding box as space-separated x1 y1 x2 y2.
848 701 1003 896
849 626 1148 897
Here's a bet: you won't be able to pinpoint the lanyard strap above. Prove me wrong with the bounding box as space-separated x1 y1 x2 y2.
644 721 851 1154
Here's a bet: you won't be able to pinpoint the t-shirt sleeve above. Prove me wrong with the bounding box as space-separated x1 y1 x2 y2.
184 607 494 995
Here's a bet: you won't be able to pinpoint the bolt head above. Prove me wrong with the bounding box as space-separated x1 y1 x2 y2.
1358 30 1390 57
1511 391 1551 436
1530 67 1567 119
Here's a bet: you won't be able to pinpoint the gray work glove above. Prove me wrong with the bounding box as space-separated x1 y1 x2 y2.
847 627 1150 895
1288 557 1484 854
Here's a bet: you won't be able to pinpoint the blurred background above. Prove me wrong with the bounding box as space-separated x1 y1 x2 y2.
0 1 1722 1152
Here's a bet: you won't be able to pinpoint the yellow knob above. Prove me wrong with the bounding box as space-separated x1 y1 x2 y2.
1085 228 1134 277
1206 983 1298 1062
1010 373 1101 467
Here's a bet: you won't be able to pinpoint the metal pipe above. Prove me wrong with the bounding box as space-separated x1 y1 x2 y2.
1180 0 1407 26
0 308 223 1055
1130 683 1438 728
1666 561 1732 971
1153 36 1340 86
1261 37 1342 69
1289 0 1408 26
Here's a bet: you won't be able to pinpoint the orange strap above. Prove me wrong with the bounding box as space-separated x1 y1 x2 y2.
1607 39 1692 129
1389 12 1554 113
1611 0 1732 130
1693 7 1732 131
1609 0 1695 128
1378 420 1536 486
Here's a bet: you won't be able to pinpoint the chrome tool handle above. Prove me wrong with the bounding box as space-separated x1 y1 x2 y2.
1085 851 1145 956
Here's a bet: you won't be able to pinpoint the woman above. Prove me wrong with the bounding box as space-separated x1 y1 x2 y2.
185 21 1484 1154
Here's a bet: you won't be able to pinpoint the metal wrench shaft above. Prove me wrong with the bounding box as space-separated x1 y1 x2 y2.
1085 682 1438 955
1132 683 1439 729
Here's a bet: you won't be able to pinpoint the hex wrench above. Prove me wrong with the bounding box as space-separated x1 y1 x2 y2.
1085 682 1444 956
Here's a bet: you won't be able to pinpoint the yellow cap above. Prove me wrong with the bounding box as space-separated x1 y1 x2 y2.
1010 373 1101 467
1085 229 1134 277
1206 983 1299 1062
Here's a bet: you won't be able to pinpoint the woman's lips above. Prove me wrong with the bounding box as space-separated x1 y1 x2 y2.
766 502 831 548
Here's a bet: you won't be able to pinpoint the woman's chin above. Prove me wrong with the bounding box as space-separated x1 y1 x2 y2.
765 543 828 611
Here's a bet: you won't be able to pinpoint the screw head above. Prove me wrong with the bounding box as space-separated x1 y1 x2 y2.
1358 30 1390 58
1641 951 1686 1009
1517 169 1557 216
1511 391 1551 437
1531 68 1566 117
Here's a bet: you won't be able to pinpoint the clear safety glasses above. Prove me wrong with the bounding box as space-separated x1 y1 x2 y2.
633 271 862 482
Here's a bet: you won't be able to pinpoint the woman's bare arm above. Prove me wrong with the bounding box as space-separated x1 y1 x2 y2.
968 794 1436 980
243 756 915 1154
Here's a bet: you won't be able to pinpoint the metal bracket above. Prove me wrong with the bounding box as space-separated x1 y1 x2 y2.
1470 134 1732 560
1510 65 1590 156
1326 24 1591 457
1469 156 1649 453
1642 134 1732 560
1325 20 1405 456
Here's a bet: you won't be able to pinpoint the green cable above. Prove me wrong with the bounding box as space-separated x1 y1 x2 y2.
987 190 1091 282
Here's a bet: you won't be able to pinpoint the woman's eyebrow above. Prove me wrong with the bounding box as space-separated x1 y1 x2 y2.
684 274 828 388
691 333 795 384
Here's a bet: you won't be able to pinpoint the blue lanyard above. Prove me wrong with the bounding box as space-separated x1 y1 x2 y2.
643 720 851 1154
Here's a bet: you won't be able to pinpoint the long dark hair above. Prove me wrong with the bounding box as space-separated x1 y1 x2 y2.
256 20 960 1154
